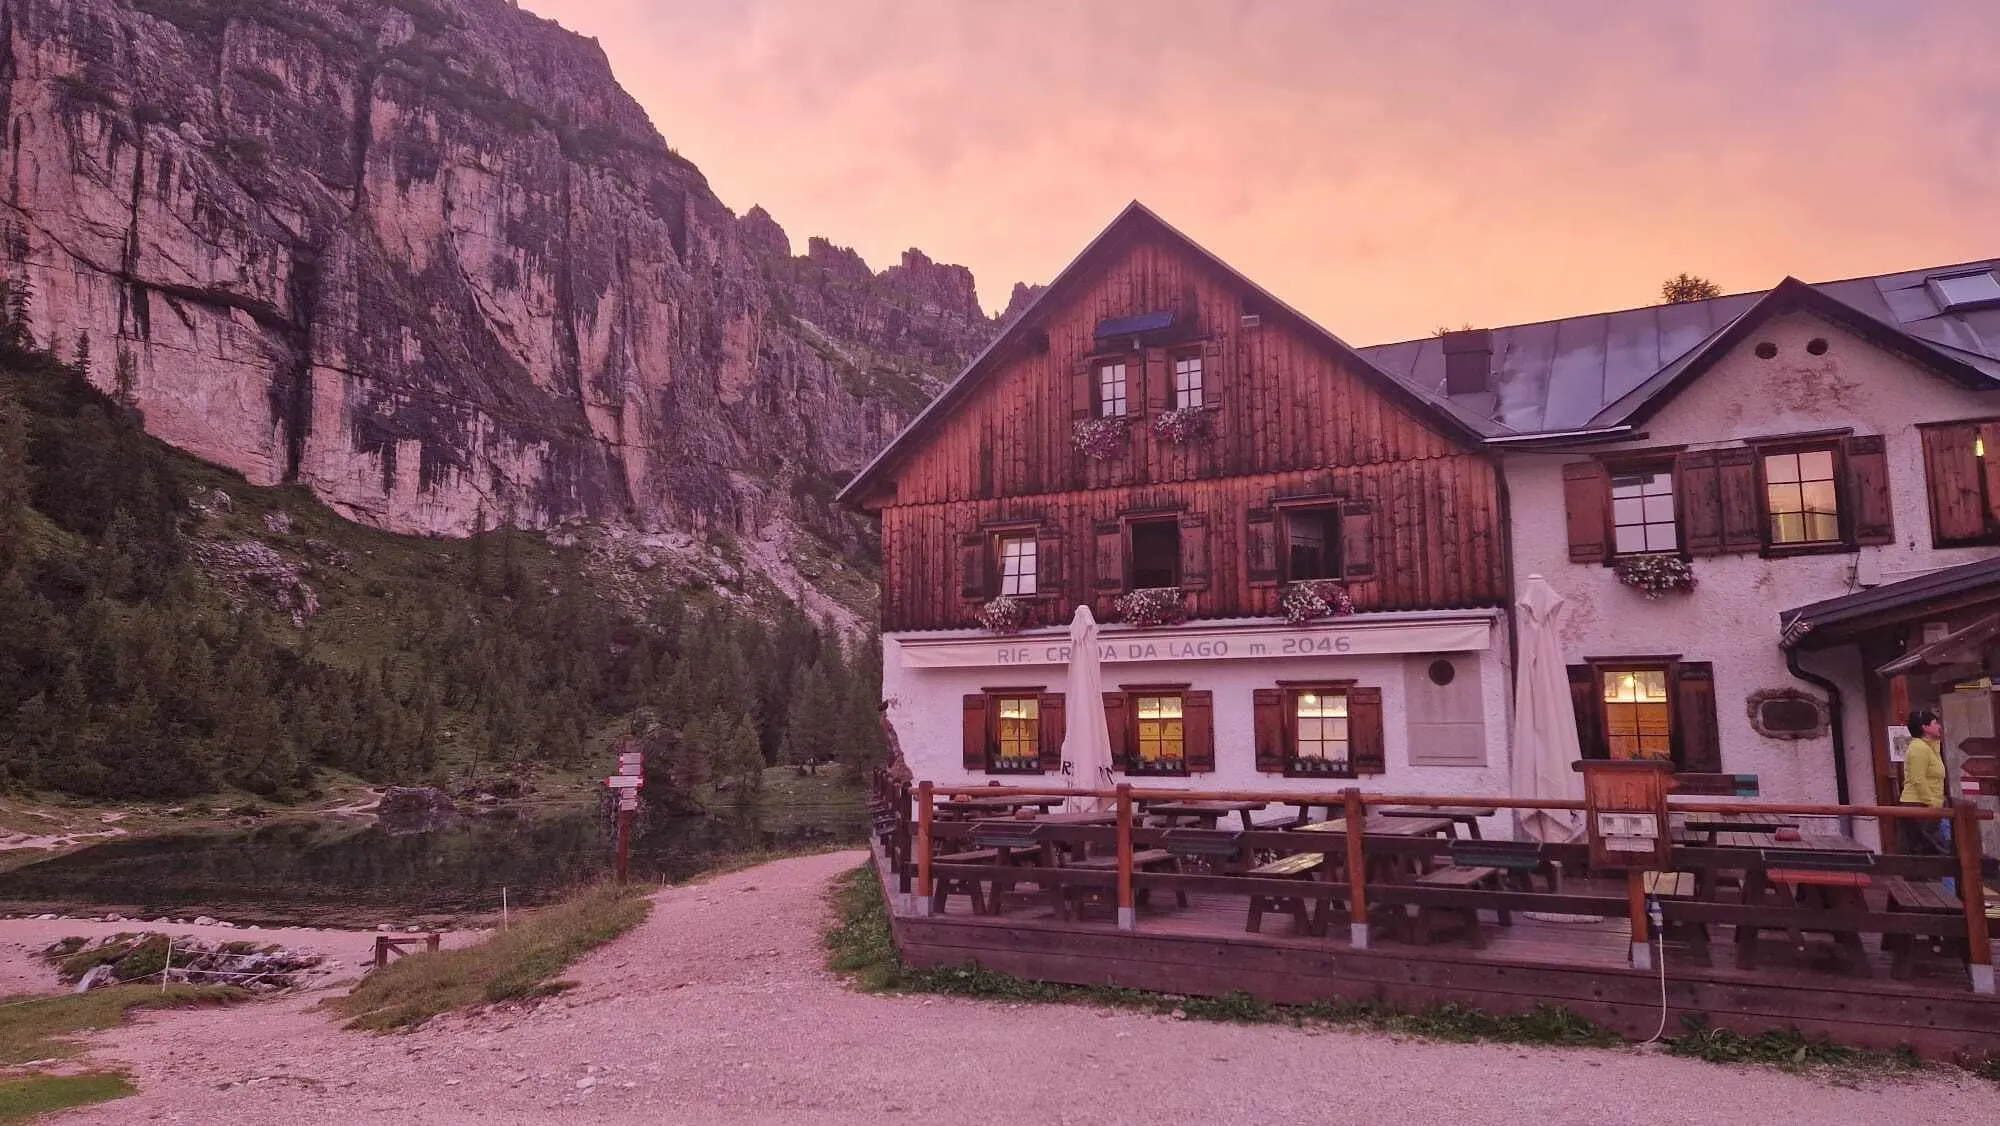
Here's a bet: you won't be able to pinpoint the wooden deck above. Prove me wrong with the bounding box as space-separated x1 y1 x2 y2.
879 850 2000 1058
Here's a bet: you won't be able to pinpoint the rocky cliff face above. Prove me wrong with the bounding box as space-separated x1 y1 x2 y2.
0 0 995 613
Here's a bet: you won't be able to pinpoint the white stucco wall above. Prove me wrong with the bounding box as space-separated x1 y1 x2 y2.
883 612 1515 802
1504 309 2000 807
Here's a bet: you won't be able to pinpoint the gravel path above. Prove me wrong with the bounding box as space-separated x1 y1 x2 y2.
25 850 2000 1124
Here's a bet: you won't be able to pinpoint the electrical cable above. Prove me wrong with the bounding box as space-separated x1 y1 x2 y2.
1641 895 1669 1044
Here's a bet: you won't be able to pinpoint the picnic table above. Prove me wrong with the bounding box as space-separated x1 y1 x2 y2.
956 811 1120 918
1378 805 1490 840
1732 831 1877 976
1674 810 1799 844
1141 799 1267 830
937 795 1063 818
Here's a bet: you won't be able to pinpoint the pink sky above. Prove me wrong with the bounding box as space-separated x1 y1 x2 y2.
524 0 2000 343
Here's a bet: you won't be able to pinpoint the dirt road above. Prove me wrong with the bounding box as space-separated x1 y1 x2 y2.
24 851 2000 1125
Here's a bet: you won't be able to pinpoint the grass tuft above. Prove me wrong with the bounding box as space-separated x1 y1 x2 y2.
0 985 243 1066
0 1072 137 1123
328 882 650 1031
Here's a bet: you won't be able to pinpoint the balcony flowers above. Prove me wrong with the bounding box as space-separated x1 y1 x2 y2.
1114 587 1187 629
1613 553 1696 599
1071 417 1128 460
1280 580 1356 624
975 595 1026 634
1151 406 1212 445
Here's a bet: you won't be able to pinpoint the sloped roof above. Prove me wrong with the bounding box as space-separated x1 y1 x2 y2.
836 202 1489 506
1362 259 2000 439
1779 553 2000 650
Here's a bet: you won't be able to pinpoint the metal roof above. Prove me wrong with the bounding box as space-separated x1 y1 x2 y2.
1778 553 2000 649
1361 260 2000 439
1095 310 1175 338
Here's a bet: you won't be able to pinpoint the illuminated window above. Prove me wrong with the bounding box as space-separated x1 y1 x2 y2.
991 696 1041 773
1097 361 1127 418
1172 354 1203 409
1763 448 1840 545
996 534 1036 597
1601 668 1671 761
1290 689 1350 775
1610 469 1678 554
1130 694 1185 775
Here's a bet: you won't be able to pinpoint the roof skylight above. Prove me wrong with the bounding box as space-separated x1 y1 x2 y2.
1928 270 2000 312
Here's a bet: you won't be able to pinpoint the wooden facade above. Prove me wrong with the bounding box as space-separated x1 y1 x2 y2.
854 212 1508 633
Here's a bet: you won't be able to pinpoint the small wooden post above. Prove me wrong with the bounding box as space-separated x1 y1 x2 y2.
895 782 914 898
1343 787 1369 949
1115 783 1136 931
615 805 633 885
1954 803 1992 993
1626 869 1651 971
426 933 441 955
915 781 935 915
373 935 390 968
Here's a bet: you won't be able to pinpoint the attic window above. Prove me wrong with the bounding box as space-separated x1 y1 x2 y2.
1928 271 2000 312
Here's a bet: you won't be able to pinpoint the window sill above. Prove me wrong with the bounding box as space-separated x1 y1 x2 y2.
1284 763 1357 780
1123 765 1191 779
987 764 1047 776
1761 541 1857 559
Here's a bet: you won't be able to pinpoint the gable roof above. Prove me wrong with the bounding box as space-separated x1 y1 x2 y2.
836 202 1490 506
1362 258 2000 440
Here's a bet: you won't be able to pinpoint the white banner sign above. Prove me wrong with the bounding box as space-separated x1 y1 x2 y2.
618 752 644 767
606 776 643 789
897 614 1495 670
618 763 644 777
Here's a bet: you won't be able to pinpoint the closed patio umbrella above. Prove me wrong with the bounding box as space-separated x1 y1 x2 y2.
1062 605 1116 813
1511 575 1585 845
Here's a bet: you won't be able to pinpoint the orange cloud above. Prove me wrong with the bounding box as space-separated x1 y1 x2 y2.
526 0 2000 342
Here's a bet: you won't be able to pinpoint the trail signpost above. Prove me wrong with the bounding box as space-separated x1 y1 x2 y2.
608 742 645 883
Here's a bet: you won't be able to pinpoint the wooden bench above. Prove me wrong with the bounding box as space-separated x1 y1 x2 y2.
1243 852 1325 935
1449 839 1558 893
1642 870 1709 965
1411 865 1501 947
1881 877 1965 980
930 848 1001 914
1065 848 1186 916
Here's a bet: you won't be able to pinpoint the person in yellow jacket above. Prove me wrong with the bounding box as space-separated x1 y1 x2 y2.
1900 710 1954 891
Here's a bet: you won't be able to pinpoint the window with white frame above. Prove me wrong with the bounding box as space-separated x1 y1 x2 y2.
996 533 1037 597
1172 354 1203 409
1610 468 1678 554
1097 361 1127 418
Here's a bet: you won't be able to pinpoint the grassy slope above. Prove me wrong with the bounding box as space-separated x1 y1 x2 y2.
0 985 243 1122
327 882 651 1030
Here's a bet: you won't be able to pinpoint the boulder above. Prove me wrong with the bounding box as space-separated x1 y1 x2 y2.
375 786 459 834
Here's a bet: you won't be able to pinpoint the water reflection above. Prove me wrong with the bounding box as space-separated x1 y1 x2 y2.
0 801 865 925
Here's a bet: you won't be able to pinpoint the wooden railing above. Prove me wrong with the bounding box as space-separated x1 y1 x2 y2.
879 778 1996 993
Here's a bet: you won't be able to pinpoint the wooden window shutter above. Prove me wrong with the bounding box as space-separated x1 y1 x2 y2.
1568 665 1605 759
1716 447 1762 552
1102 691 1131 773
1922 424 1985 543
1072 358 1093 420
1183 690 1215 772
958 533 987 601
1675 450 1723 556
1038 692 1065 773
1178 513 1211 591
962 693 989 772
1143 348 1168 414
1092 520 1125 593
1980 422 2000 534
1201 338 1224 407
1339 499 1376 581
1561 461 1610 563
1037 525 1064 593
1672 662 1722 773
1844 434 1894 546
1252 688 1286 773
1348 686 1385 775
1245 508 1280 585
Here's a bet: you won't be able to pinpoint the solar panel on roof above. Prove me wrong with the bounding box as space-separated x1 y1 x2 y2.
1931 271 2000 312
1094 310 1175 338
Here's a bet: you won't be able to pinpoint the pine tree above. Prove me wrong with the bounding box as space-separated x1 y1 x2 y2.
0 383 26 580
72 331 91 377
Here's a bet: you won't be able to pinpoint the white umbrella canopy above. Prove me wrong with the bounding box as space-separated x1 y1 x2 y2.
1511 575 1586 844
1061 604 1116 813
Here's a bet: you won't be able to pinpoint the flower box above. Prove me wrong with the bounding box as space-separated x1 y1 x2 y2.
1613 553 1696 599
1279 580 1356 624
1151 406 1212 445
975 595 1026 634
1114 587 1187 629
1071 417 1128 460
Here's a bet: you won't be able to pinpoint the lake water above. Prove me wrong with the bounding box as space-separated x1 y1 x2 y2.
0 799 866 926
